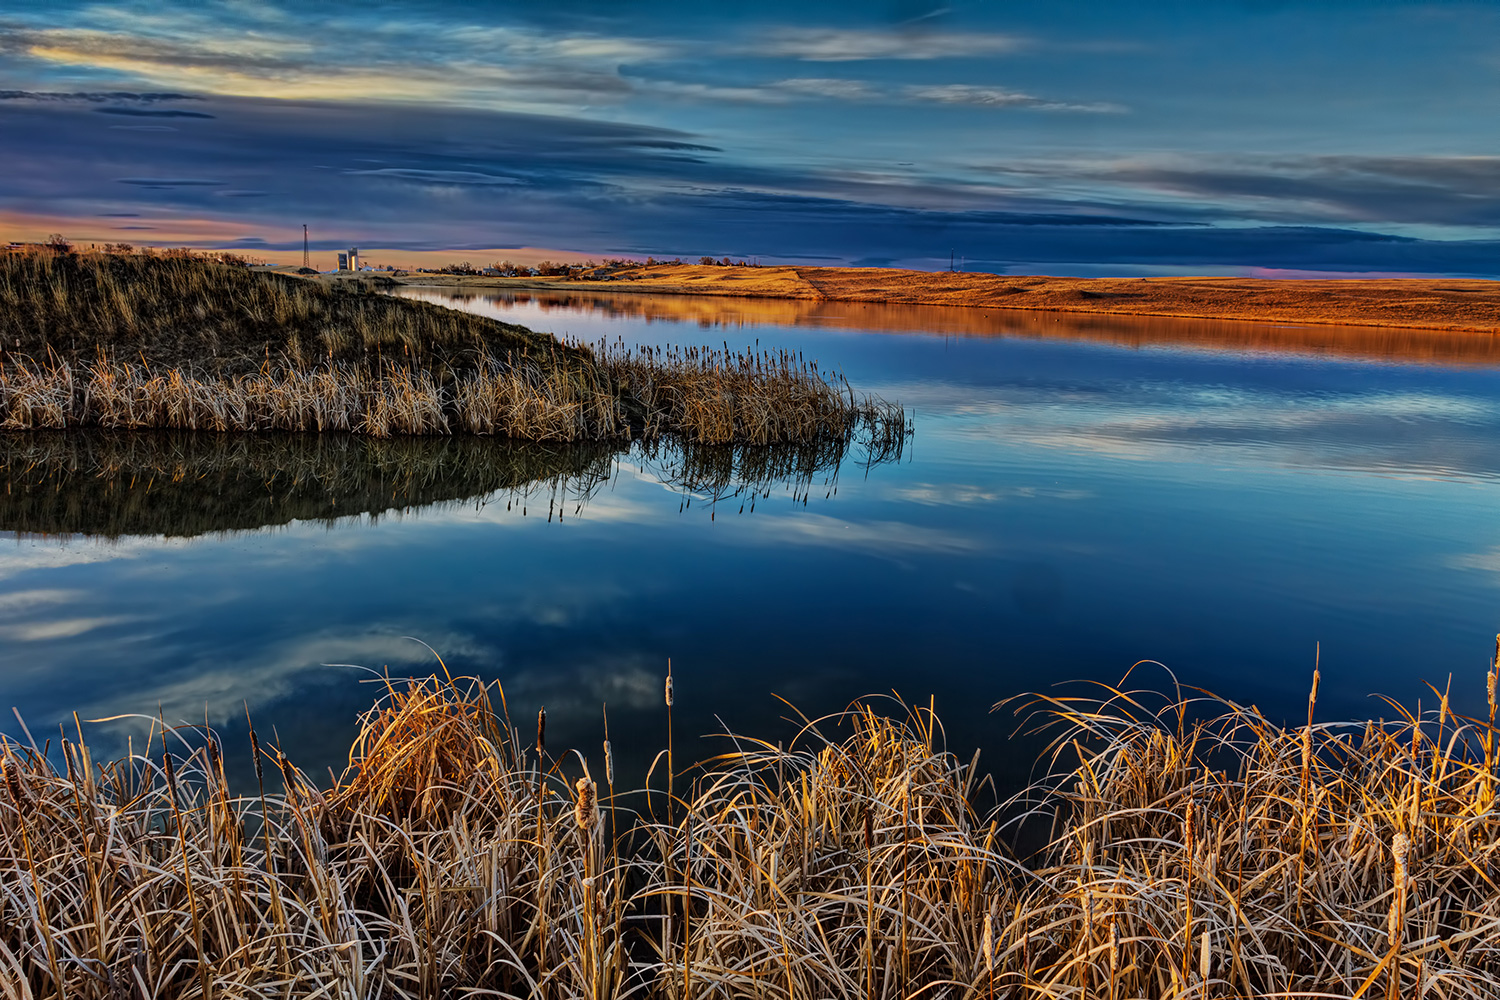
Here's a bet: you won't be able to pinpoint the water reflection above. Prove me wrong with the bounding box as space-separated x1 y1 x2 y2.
5 291 1500 798
0 429 903 538
402 285 1500 366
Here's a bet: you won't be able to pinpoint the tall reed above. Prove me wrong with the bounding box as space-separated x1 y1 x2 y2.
6 651 1500 998
0 345 904 448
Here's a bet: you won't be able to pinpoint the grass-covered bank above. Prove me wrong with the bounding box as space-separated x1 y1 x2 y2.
4 649 1500 998
0 252 903 444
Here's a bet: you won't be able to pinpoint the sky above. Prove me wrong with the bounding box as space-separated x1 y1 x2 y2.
3 0 1500 275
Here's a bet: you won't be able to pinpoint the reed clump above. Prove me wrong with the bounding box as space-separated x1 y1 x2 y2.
0 346 902 446
0 252 905 446
8 653 1500 998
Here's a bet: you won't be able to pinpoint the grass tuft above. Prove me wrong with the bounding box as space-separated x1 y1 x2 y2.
9 652 1500 997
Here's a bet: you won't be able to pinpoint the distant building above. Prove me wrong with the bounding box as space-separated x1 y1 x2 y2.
337 252 349 271
349 247 360 271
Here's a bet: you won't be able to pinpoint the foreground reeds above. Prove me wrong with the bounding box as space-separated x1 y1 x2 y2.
6 647 1500 998
0 251 905 446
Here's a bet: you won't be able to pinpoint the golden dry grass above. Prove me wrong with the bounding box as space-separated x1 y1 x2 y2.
437 288 1500 367
0 343 903 447
5 643 1500 998
0 252 904 447
0 250 552 373
451 263 1500 335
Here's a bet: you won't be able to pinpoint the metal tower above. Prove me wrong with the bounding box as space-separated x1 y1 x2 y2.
303 225 310 269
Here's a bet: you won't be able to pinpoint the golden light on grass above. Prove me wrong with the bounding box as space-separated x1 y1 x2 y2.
5 650 1500 997
0 251 905 448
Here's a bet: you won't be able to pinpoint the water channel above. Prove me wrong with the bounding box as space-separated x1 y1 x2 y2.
3 288 1499 789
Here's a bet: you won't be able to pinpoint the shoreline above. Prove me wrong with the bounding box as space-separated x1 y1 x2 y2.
377 263 1500 335
5 668 1498 996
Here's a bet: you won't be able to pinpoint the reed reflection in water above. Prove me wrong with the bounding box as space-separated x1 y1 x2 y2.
0 426 906 539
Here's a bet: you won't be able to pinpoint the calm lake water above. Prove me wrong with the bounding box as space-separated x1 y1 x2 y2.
4 288 1500 789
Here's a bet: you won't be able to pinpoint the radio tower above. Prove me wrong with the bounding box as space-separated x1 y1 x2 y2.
302 225 310 269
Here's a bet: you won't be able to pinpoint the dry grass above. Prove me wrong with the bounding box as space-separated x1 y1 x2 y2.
0 344 903 447
8 646 1500 998
0 251 552 373
0 251 904 447
458 262 1500 335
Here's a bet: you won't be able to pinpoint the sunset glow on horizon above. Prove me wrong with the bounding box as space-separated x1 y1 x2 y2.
4 1 1499 276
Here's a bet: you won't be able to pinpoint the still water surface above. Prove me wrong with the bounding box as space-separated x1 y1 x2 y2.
3 289 1499 786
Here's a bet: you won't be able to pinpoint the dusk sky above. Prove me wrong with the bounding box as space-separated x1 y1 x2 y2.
3 1 1499 274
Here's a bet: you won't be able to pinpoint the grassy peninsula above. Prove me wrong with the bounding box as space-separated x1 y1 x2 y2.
0 251 901 445
4 656 1500 998
434 260 1500 335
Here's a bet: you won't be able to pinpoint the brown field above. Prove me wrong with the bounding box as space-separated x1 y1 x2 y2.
424 287 1500 366
419 263 1500 336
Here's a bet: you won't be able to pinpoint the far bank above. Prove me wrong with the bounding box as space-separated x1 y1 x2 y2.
366 262 1500 335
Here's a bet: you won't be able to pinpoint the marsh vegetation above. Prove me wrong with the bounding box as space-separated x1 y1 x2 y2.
5 648 1500 999
0 252 903 446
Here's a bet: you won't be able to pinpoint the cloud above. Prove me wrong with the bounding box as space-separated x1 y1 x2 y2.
117 177 226 189
742 512 979 556
1051 155 1500 227
5 22 658 109
345 168 523 187
0 616 134 641
750 28 1025 61
95 106 215 118
5 91 1500 274
771 78 882 101
0 90 202 103
904 85 1124 113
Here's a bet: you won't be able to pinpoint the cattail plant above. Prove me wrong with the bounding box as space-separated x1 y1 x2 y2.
5 653 1500 999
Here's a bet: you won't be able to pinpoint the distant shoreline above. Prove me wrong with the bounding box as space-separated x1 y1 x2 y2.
367 263 1500 335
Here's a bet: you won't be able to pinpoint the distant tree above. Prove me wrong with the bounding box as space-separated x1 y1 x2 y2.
720 257 732 267
103 242 134 254
699 256 716 266
44 233 72 254
645 257 658 267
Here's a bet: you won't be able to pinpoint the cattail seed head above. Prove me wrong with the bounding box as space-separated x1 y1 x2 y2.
603 740 613 786
1388 832 1409 948
162 750 177 790
574 777 598 835
664 673 674 708
206 735 222 774
1199 927 1211 981
250 729 264 782
3 757 30 817
981 912 994 975
536 707 547 758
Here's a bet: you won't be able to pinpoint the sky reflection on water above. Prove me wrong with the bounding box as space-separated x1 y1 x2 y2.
3 292 1499 790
